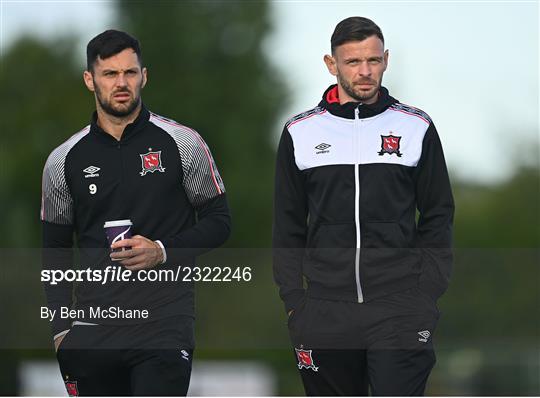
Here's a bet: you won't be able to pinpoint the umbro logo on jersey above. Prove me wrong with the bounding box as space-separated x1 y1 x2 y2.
83 166 100 178
418 330 431 343
315 143 331 154
378 134 402 157
140 150 165 176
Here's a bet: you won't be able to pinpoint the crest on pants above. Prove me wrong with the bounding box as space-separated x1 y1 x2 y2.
65 381 79 396
295 348 319 371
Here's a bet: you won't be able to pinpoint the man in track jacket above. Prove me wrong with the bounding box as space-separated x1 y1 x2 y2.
273 17 454 396
41 30 230 396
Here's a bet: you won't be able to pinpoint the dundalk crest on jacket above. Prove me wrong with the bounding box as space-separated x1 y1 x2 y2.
378 134 402 157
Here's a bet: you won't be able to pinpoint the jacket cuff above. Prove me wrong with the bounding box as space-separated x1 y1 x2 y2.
154 240 167 264
283 289 306 314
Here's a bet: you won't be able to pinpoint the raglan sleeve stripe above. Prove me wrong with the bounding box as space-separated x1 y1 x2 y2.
41 150 74 225
180 128 225 206
41 148 75 337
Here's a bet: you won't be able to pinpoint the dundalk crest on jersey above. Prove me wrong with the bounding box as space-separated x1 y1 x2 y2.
378 134 402 157
295 348 319 371
140 150 166 176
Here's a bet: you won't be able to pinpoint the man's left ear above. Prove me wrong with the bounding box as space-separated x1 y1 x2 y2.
141 67 148 88
323 54 338 76
383 49 389 71
83 70 95 92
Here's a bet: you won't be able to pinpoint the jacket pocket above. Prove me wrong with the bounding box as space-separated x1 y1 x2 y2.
361 222 417 277
362 221 406 248
304 223 356 289
306 222 355 261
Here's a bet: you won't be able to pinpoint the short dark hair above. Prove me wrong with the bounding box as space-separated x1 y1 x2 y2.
331 17 384 53
86 29 142 72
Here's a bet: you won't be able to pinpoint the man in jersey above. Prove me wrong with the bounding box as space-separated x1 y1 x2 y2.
41 30 230 396
273 17 454 396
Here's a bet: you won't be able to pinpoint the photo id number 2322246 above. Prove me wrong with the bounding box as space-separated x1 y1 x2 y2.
179 266 252 282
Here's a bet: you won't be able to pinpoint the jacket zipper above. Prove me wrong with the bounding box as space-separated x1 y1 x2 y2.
354 107 364 303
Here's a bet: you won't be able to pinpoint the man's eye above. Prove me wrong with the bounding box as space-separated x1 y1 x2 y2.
369 59 381 64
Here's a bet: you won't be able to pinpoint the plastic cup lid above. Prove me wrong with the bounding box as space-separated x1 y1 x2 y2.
103 219 133 228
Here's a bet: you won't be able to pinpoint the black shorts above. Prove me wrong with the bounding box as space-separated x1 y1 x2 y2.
56 315 194 396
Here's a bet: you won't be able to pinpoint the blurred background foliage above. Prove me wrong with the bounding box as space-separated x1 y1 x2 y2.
0 0 538 395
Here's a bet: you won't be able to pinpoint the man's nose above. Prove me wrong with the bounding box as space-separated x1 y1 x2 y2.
115 72 128 87
358 61 371 77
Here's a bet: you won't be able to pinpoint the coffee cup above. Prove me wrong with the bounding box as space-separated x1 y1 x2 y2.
104 219 133 257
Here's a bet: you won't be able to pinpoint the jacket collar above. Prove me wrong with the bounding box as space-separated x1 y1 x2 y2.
90 104 150 143
318 84 397 119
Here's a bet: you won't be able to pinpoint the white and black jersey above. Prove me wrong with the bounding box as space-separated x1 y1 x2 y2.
41 106 230 337
273 85 454 313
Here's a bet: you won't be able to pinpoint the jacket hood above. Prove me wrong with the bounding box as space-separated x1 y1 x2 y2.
319 84 398 119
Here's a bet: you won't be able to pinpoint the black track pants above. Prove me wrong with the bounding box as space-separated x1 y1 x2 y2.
288 287 440 396
56 315 194 396
295 348 435 396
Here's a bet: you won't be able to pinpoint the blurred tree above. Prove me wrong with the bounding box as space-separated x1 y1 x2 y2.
0 35 90 394
453 166 540 248
0 37 92 247
117 0 289 247
438 167 540 341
